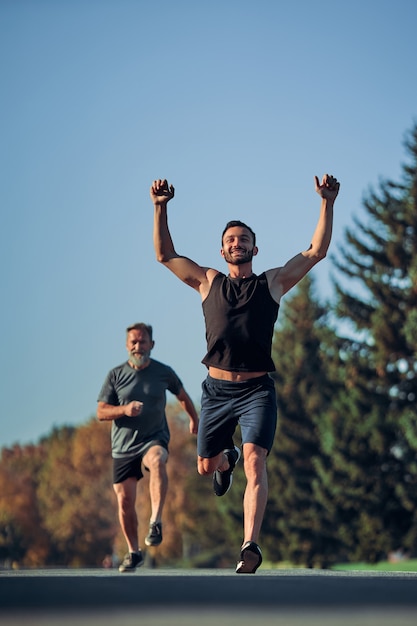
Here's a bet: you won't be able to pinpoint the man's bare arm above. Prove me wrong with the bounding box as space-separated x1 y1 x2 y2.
151 179 215 295
97 401 143 421
176 387 199 435
266 174 339 299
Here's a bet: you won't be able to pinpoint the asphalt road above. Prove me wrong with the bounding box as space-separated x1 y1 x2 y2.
1 567 417 626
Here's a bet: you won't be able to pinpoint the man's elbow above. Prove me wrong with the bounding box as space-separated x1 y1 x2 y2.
315 249 328 261
155 250 178 266
155 251 169 264
308 245 328 262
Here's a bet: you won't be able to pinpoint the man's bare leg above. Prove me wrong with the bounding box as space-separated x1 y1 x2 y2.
143 445 168 546
143 445 168 522
235 443 267 573
242 442 268 542
113 477 139 552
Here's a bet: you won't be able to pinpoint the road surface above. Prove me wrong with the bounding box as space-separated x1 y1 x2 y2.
1 567 417 626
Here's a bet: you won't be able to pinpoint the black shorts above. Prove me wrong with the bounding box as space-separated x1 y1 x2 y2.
197 374 278 458
112 440 168 484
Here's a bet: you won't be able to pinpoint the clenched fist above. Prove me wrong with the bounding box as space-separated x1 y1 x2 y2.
125 401 144 417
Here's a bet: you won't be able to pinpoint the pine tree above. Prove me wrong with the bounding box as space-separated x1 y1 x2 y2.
313 339 395 563
263 274 342 567
330 123 417 559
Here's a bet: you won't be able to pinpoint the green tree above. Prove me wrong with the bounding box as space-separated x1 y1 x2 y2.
263 274 342 567
330 122 417 559
313 339 395 563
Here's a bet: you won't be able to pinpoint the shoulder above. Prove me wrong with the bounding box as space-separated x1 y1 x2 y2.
100 362 131 393
210 271 226 286
263 269 284 304
148 359 176 376
107 362 130 376
200 269 223 300
148 358 164 369
148 360 182 387
202 270 226 300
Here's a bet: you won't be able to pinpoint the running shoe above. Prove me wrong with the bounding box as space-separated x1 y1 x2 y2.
213 446 241 497
145 521 163 546
118 550 144 573
236 541 263 574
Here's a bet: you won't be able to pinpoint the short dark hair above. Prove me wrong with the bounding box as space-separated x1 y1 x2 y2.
126 323 153 341
221 220 256 246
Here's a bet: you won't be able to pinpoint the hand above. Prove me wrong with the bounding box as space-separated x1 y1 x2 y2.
189 418 199 435
314 174 340 201
124 401 143 417
150 179 175 206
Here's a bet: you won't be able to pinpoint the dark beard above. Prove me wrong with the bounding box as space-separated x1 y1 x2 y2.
223 249 254 265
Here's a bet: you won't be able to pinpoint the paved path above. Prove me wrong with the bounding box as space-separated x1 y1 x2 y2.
1 568 417 626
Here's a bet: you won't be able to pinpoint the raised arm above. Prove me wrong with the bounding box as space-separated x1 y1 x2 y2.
151 179 214 295
267 174 340 299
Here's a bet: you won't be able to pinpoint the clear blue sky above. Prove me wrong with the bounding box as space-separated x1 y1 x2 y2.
1 0 416 448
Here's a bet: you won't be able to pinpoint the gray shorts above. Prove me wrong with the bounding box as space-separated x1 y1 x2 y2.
197 374 278 458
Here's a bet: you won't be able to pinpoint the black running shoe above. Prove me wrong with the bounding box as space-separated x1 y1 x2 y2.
118 550 144 573
213 446 241 497
145 521 163 546
236 541 263 574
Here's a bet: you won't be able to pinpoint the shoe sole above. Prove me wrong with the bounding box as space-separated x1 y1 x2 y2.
119 561 144 572
119 567 137 572
118 552 144 572
145 537 162 546
236 542 262 574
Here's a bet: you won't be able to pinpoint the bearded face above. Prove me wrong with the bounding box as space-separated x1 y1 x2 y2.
221 226 257 266
126 329 154 369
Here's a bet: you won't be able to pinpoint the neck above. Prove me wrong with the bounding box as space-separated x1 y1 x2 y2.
227 263 253 279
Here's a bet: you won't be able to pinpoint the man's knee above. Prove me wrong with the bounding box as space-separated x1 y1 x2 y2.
113 481 136 510
197 457 210 475
143 445 168 470
243 444 267 476
198 453 223 475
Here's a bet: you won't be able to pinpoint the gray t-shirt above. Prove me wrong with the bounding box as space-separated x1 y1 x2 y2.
97 359 183 458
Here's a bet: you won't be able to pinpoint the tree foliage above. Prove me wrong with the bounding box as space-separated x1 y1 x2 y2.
264 274 343 567
36 422 116 566
0 443 50 566
329 122 417 559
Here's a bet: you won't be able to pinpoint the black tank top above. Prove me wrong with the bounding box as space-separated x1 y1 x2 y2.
201 272 279 372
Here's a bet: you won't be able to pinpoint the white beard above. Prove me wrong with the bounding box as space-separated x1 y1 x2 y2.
129 352 150 368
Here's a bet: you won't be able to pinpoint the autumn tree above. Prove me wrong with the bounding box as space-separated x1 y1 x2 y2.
36 421 116 566
0 444 50 566
132 404 200 566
